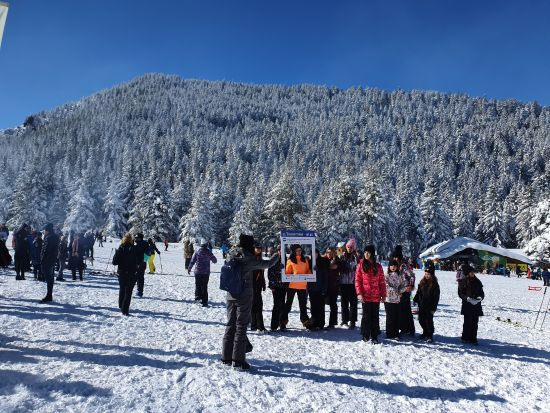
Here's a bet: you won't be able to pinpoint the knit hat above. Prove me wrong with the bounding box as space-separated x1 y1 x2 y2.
43 223 54 233
346 239 357 250
425 263 435 275
199 238 207 246
391 245 404 260
365 244 376 255
239 234 255 254
463 264 475 275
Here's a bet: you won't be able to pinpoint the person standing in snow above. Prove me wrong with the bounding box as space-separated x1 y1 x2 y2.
146 238 161 274
281 244 311 329
95 230 104 247
392 245 416 336
338 239 360 329
56 234 68 281
133 233 148 297
267 245 287 332
69 233 85 281
458 265 484 345
324 247 340 328
384 259 406 340
221 234 280 370
355 245 386 344
14 224 30 280
250 245 266 331
113 234 139 316
542 267 550 286
31 231 43 281
40 223 59 302
188 238 217 307
0 224 8 245
163 239 169 251
183 239 194 272
307 249 329 330
413 262 440 342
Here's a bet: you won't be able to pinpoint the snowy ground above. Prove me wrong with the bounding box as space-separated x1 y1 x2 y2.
1 240 549 413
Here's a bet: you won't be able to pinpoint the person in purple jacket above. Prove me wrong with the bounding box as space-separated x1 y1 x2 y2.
188 238 217 307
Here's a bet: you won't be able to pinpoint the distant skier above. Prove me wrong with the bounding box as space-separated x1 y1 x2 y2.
0 223 8 245
543 267 550 286
458 265 485 345
95 230 104 247
220 243 229 259
188 238 217 307
413 262 440 342
40 223 59 302
146 238 161 274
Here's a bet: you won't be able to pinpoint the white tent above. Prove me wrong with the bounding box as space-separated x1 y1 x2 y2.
0 2 8 48
419 237 533 265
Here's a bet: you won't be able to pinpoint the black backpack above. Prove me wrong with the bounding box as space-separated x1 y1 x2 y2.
219 258 243 295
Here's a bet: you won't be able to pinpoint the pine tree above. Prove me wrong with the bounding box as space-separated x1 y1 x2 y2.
63 178 96 234
524 199 550 262
420 178 452 247
395 176 426 258
475 181 505 247
104 176 128 237
179 186 215 243
515 185 535 247
229 185 264 244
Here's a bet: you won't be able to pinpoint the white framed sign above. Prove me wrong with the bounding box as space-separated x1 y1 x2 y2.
280 229 316 282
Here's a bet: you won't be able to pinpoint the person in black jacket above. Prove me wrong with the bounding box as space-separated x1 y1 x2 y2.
31 231 43 281
133 233 148 297
267 246 287 332
413 262 440 342
306 249 329 330
40 223 60 302
14 224 31 280
458 265 485 345
69 233 85 281
250 245 266 331
113 234 139 315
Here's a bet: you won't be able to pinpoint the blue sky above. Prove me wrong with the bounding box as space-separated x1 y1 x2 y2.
1 0 549 129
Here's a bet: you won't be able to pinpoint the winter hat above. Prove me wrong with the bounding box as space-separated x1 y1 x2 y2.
463 264 475 275
199 238 208 247
239 234 255 254
364 244 376 256
425 263 435 275
345 239 357 250
43 223 54 233
391 245 404 260
336 241 345 248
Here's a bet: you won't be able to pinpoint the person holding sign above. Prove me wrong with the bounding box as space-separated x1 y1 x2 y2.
281 244 312 328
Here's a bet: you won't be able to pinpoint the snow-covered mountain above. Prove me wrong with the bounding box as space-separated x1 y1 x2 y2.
1 74 549 256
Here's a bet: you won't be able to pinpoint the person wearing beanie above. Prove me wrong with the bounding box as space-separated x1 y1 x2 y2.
222 234 280 371
355 245 386 344
281 244 312 328
458 266 484 345
413 263 440 342
187 237 217 307
40 223 59 303
338 239 360 329
384 259 406 340
392 245 416 336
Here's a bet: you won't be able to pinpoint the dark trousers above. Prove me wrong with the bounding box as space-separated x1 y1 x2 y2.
327 292 338 326
118 272 136 315
251 287 264 330
270 288 287 330
15 254 26 278
384 302 400 338
33 264 43 280
136 262 146 295
462 313 479 342
42 263 55 298
283 289 309 324
194 273 210 305
57 259 66 279
309 291 325 328
418 308 435 338
222 295 252 363
361 302 380 340
185 258 192 270
399 292 415 334
340 284 358 323
544 277 550 286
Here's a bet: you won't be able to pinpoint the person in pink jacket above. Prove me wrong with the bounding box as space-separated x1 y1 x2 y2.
355 244 387 344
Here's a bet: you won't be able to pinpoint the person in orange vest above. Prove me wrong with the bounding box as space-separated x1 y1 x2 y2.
281 244 311 329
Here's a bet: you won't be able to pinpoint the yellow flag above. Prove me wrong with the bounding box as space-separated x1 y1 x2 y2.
0 2 8 48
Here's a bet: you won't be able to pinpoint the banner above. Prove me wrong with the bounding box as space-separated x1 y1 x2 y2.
280 229 316 282
0 2 8 49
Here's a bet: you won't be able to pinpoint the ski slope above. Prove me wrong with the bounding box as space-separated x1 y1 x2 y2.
0 240 549 413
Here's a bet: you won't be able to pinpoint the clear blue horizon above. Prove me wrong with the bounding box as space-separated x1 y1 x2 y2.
1 0 550 129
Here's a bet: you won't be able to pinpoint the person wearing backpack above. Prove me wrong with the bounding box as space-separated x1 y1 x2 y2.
221 234 280 371
188 238 217 307
133 233 148 297
112 234 139 315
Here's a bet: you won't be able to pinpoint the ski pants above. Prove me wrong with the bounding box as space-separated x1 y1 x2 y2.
42 263 55 297
251 287 264 330
462 313 480 342
418 308 435 338
136 262 146 294
283 289 309 324
384 302 400 338
308 290 325 329
399 292 415 335
118 271 136 314
270 288 287 330
148 254 156 273
361 302 380 340
327 292 338 326
222 293 252 363
194 273 210 306
340 284 358 324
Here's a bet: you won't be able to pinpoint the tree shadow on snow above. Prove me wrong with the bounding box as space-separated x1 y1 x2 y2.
0 369 112 400
253 362 505 402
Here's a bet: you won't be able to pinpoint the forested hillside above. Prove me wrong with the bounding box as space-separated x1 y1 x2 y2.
1 74 549 258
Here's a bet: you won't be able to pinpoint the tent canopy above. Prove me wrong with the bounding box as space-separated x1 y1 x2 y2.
419 237 533 265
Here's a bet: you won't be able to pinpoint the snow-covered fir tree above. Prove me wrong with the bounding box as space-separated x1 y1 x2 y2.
420 178 452 247
103 176 128 237
524 199 550 262
179 186 215 243
475 181 506 247
63 178 96 234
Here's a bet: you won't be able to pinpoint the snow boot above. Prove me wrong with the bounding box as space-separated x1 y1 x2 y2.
232 360 251 371
40 295 53 303
348 322 356 329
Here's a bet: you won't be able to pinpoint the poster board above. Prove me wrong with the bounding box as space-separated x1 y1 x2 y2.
280 229 316 282
0 2 8 48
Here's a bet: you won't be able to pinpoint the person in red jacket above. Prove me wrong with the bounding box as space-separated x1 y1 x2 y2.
355 244 386 344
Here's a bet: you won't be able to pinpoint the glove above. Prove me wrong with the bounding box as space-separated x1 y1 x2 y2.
467 297 480 305
476 296 483 301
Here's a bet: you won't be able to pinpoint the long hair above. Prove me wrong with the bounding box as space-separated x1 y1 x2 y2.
289 250 307 265
121 234 133 247
419 272 439 290
361 254 378 274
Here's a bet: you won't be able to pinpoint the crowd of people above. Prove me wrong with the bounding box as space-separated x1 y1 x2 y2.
0 223 491 372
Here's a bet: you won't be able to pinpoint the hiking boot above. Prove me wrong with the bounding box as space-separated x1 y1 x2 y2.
40 295 53 303
245 342 253 353
371 338 379 344
340 321 349 327
348 322 356 329
232 360 251 371
220 359 232 366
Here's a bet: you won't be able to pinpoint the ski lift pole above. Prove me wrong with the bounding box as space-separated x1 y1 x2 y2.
533 286 547 328
540 291 549 331
105 248 114 273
